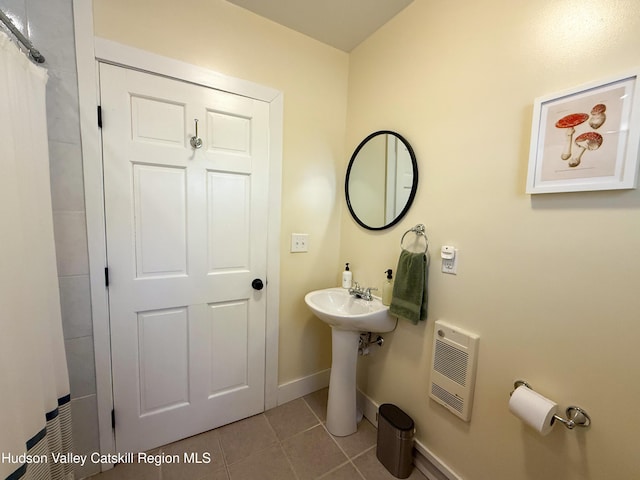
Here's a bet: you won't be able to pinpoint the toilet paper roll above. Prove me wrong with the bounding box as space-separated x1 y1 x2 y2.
509 385 559 435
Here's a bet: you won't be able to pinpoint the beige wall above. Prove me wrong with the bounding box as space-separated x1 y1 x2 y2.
345 1 640 479
93 0 348 383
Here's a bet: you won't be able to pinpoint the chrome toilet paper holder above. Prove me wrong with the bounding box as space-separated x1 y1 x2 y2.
511 380 591 430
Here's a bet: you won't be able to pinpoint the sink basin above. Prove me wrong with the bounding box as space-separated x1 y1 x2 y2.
305 287 397 436
304 287 397 332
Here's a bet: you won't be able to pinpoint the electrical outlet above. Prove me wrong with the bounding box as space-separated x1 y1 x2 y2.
290 233 309 253
441 247 458 274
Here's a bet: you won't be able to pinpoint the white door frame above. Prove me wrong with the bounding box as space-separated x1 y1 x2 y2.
73 0 282 459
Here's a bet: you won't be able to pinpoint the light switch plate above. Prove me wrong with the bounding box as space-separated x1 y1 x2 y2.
291 233 309 253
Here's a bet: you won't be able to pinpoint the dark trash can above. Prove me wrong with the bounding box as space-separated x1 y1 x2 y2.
376 403 415 478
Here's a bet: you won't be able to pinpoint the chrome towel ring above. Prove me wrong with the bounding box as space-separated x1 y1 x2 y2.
400 224 429 253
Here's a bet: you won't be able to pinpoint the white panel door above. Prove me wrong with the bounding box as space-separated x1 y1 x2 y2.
100 63 269 453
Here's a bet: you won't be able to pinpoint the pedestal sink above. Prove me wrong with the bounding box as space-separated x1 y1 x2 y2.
304 287 397 436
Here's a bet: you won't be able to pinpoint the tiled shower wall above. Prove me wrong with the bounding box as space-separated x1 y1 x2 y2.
0 0 100 477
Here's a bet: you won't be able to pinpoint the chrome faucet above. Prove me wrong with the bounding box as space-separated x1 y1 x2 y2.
348 282 377 301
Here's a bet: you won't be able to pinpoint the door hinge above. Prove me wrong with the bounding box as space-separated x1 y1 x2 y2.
105 267 109 287
111 409 115 429
97 105 102 128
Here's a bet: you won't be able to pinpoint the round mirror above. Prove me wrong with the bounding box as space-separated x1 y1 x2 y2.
345 131 418 230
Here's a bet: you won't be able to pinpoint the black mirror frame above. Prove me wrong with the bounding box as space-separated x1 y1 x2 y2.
345 130 419 231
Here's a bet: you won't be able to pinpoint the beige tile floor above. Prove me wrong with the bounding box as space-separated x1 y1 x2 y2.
89 388 427 480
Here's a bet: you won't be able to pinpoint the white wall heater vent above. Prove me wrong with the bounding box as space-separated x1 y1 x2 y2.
429 320 479 422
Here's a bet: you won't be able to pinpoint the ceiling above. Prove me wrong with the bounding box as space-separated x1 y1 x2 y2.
226 0 414 52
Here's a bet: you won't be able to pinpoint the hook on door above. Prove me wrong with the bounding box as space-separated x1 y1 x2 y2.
190 119 203 149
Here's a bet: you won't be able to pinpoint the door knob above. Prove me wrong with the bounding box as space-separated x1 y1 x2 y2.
251 278 264 291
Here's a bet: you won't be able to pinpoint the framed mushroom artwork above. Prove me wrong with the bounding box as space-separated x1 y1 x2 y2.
526 69 640 194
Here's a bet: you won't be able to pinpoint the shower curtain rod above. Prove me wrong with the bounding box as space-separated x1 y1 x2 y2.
0 9 45 63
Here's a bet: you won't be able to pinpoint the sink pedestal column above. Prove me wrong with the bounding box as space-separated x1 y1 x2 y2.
326 328 360 437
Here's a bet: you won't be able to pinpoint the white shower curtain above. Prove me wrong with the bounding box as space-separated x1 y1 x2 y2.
0 32 74 480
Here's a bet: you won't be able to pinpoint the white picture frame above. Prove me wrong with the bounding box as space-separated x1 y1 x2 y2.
526 70 640 194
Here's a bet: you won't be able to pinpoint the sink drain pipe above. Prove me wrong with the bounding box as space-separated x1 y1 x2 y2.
359 332 384 356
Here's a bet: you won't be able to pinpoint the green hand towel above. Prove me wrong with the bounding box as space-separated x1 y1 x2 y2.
389 249 428 324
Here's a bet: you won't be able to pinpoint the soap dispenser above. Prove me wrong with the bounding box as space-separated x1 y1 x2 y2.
382 269 393 306
342 263 352 289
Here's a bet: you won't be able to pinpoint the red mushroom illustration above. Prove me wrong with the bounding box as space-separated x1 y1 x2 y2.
589 103 606 129
555 113 589 160
569 131 603 167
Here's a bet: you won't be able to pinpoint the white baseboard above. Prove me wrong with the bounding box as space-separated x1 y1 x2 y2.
276 368 330 405
413 441 462 480
357 388 380 427
357 390 461 480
